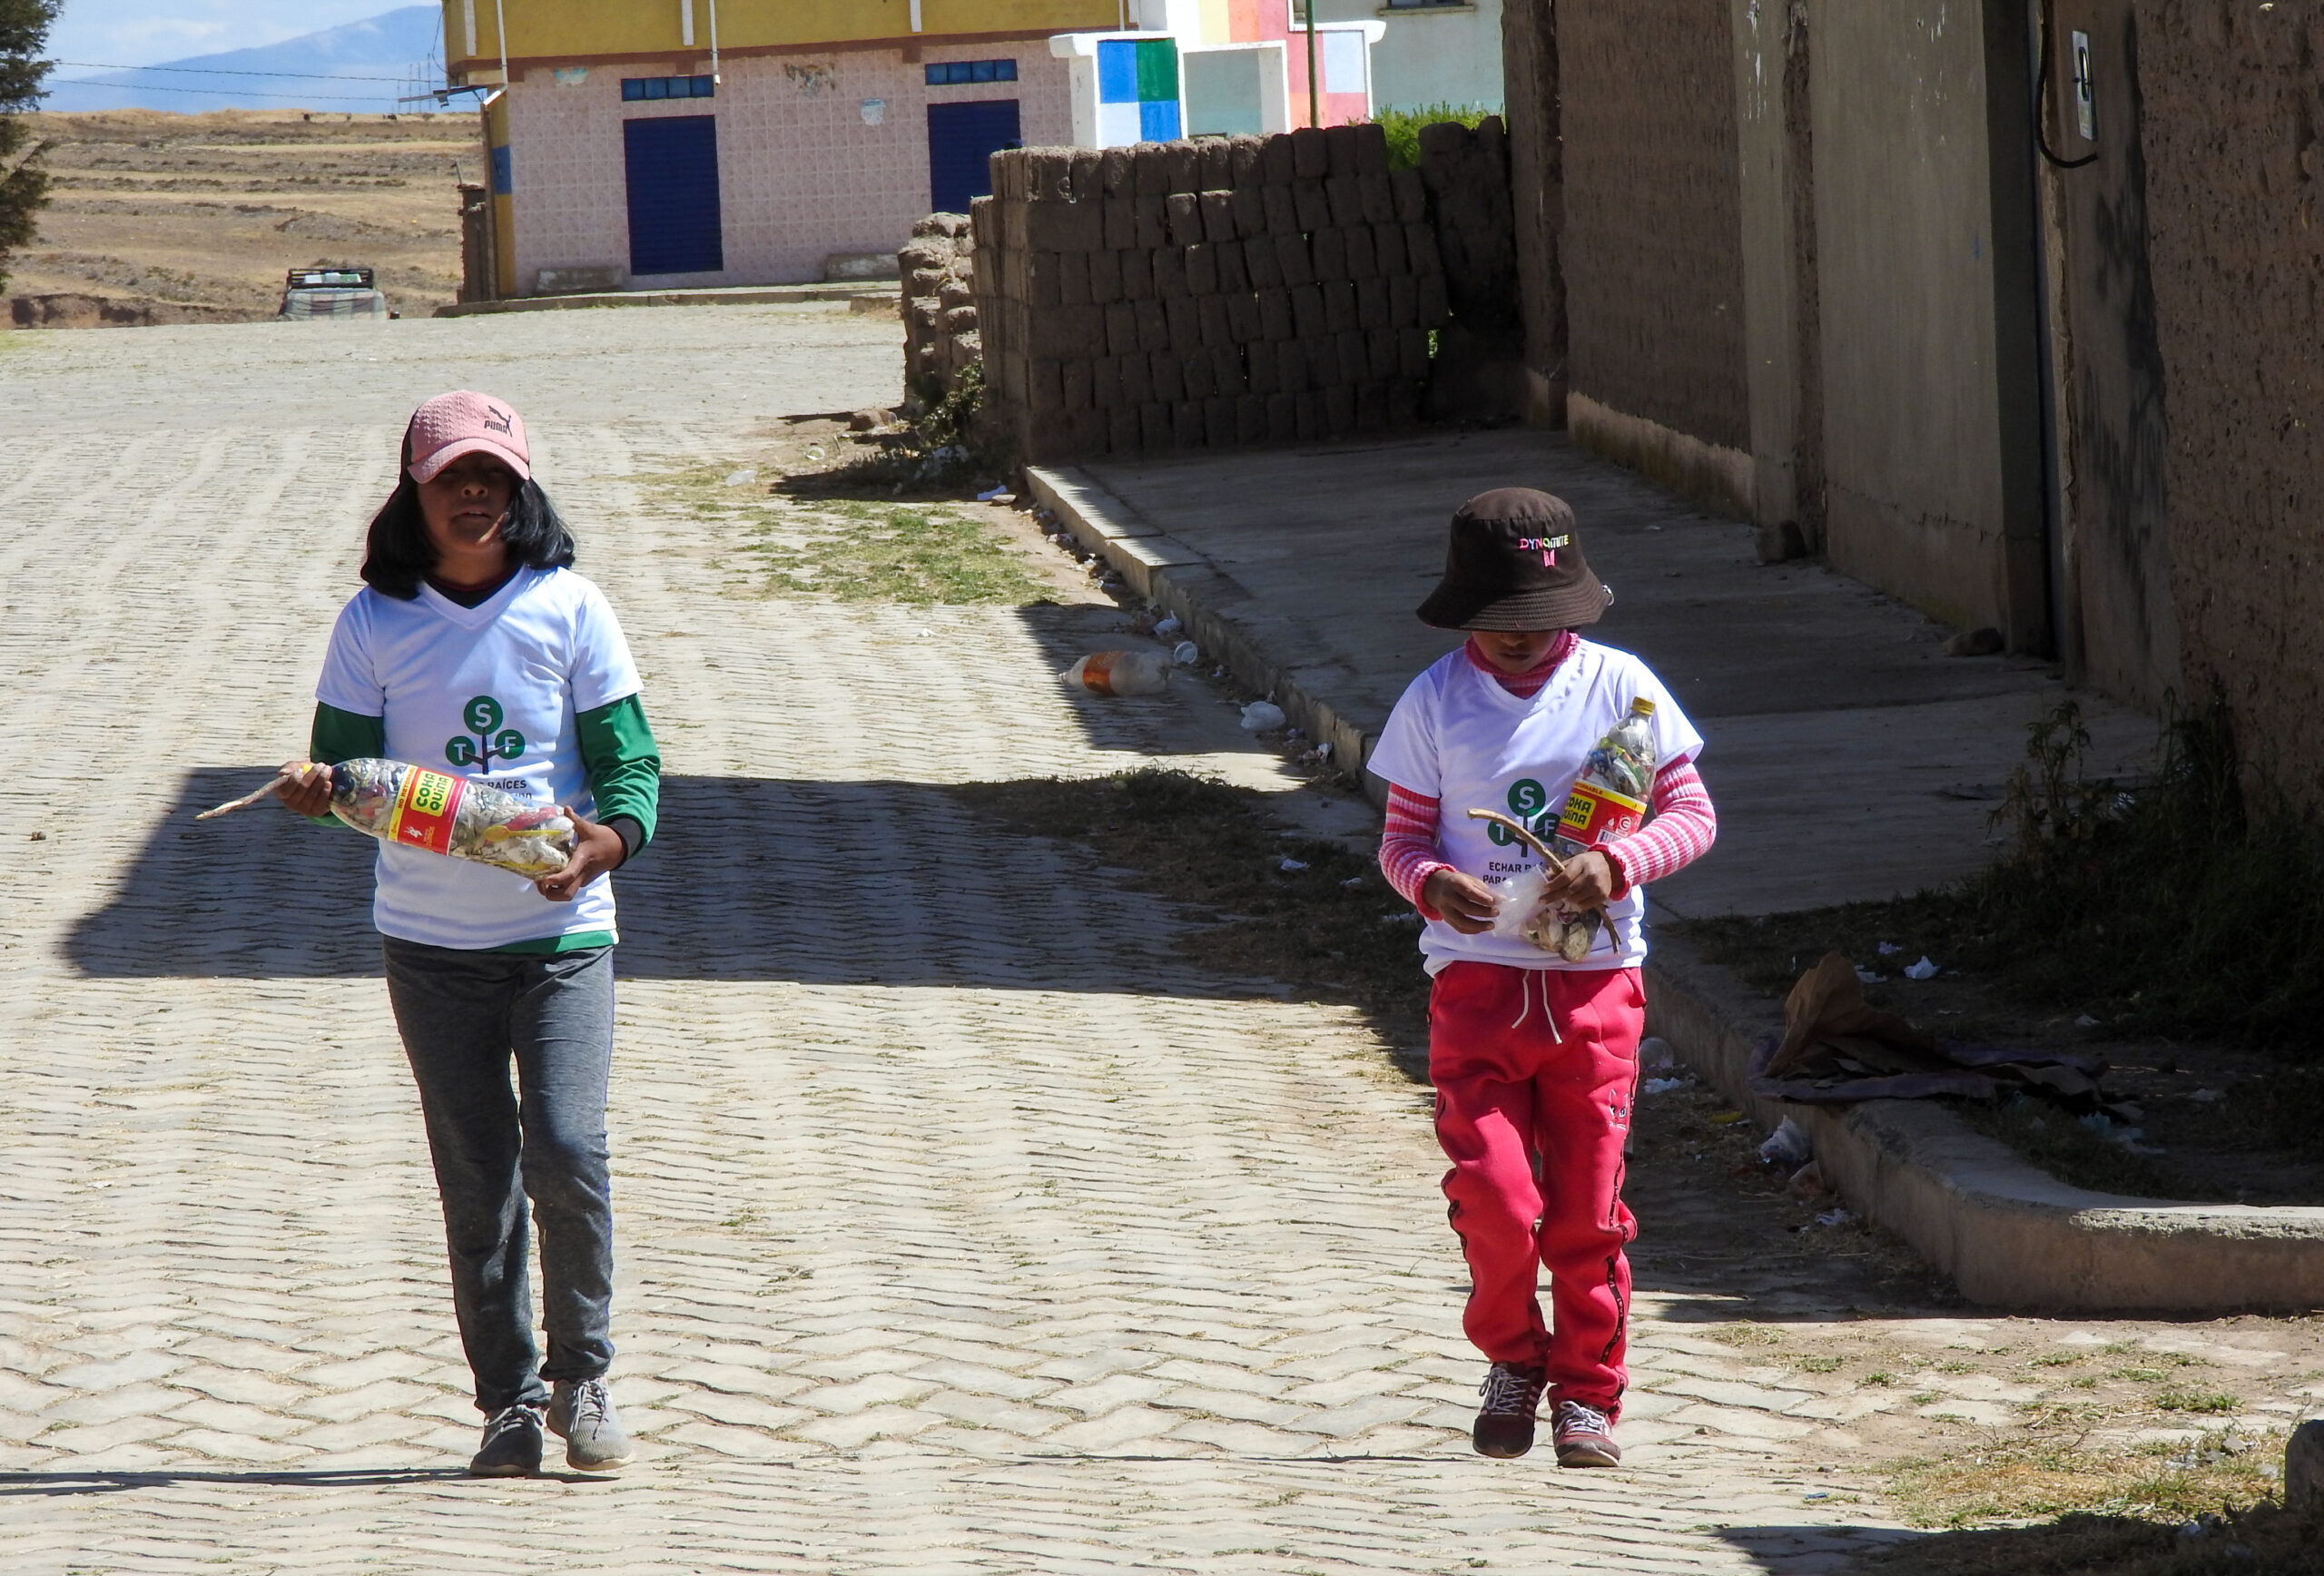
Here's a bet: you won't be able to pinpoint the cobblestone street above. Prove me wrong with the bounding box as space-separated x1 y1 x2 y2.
1 308 1941 1572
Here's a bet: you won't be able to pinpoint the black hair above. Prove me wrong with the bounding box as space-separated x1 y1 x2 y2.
359 433 576 599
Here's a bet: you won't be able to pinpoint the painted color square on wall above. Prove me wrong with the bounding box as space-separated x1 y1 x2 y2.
1097 100 1144 144
1097 39 1138 103
1322 31 1364 93
1139 99 1181 141
1135 38 1178 101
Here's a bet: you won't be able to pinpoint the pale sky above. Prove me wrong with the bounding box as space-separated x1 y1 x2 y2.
48 1 415 72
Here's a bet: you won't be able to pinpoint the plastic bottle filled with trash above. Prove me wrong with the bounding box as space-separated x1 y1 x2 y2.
197 759 576 878
1547 695 1659 955
1063 650 1172 696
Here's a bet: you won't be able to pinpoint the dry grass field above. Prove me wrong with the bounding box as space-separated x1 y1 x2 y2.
5 108 478 325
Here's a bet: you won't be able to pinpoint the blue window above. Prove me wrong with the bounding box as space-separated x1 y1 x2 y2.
488 144 512 195
622 75 715 102
924 58 1018 86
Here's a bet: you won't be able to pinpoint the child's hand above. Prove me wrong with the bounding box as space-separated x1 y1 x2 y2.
1422 869 1501 934
275 761 333 818
535 807 624 902
1541 849 1617 911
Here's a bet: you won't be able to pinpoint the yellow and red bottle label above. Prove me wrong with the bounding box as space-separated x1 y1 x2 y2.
1560 780 1647 848
387 766 467 855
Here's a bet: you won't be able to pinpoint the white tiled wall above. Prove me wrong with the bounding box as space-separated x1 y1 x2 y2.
504 44 1072 291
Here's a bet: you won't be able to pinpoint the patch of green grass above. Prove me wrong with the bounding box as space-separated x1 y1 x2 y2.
2152 1389 2238 1415
744 499 1049 605
1882 1424 2280 1532
1797 1355 1844 1374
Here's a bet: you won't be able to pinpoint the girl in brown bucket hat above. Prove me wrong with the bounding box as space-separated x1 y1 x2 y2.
1370 488 1718 1466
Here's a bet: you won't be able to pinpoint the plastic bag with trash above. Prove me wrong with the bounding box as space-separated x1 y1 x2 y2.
1064 650 1171 696
1239 701 1286 732
1758 1116 1813 1167
197 759 576 878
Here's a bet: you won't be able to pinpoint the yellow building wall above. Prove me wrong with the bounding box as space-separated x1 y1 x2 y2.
444 0 1123 74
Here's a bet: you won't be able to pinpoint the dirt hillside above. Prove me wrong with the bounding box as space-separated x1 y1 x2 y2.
6 109 479 326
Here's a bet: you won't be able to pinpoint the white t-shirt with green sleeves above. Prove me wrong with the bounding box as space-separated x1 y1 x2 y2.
316 566 642 951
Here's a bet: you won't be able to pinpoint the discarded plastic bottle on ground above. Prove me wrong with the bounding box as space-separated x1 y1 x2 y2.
1064 650 1171 696
1548 696 1659 959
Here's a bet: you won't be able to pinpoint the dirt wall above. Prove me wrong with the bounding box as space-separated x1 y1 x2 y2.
1556 0 1749 454
2133 0 2324 796
1500 0 1564 425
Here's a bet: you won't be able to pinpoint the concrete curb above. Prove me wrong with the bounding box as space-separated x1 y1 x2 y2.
1034 457 2324 1315
1646 931 2324 1314
1025 463 1389 807
434 284 893 318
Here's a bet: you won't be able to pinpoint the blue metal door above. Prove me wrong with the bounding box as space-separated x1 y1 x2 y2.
926 99 1020 216
624 115 723 276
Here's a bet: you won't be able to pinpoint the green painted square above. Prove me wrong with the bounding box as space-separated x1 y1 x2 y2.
1135 37 1178 103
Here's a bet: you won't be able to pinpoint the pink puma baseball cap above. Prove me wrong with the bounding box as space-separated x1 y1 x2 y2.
404 389 531 484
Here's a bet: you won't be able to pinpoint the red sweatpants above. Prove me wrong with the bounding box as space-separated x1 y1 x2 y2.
1429 961 1646 1416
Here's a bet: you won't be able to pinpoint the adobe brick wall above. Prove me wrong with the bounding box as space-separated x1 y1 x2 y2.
2133 0 2324 796
899 214 979 404
971 124 1452 462
1556 0 1748 455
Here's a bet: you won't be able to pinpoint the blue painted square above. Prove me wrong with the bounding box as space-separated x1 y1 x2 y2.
488 144 512 195
1138 98 1180 141
1098 39 1138 104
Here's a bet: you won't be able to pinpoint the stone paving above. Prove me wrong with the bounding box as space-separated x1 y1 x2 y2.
0 306 1932 1572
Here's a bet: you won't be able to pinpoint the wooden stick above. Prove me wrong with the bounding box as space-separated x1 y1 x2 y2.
1464 808 1566 873
195 765 302 821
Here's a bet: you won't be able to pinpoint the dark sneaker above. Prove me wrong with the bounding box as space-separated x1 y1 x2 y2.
468 1403 545 1477
1472 1363 1547 1458
1551 1399 1621 1467
547 1376 635 1473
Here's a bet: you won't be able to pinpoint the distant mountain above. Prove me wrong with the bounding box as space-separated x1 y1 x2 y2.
43 7 445 114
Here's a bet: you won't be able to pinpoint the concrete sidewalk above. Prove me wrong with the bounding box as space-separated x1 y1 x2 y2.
1029 428 2156 920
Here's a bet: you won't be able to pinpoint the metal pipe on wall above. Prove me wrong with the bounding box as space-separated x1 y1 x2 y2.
493 0 508 82
708 0 721 80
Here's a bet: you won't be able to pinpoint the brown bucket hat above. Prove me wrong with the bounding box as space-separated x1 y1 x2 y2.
1416 488 1611 631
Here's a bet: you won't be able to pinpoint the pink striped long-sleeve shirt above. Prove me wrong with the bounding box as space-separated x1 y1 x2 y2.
1377 636 1718 919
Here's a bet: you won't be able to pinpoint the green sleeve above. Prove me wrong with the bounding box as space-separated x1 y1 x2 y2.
576 693 662 858
305 704 385 826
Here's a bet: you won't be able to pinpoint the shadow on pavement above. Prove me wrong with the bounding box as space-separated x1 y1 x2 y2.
0 1467 470 1497
69 768 1286 998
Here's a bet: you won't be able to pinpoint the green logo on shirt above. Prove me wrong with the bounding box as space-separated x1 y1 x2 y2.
447 694 526 768
1487 777 1556 845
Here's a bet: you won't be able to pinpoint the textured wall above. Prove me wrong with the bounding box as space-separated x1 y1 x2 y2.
973 125 1452 461
1500 0 1563 424
2133 0 2324 793
1557 0 1748 452
504 45 1072 291
1808 0 2047 639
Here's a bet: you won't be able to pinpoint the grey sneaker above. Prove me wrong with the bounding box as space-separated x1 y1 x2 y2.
1551 1398 1621 1467
547 1376 635 1473
468 1403 545 1477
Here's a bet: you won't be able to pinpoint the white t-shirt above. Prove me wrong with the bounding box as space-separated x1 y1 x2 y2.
316 566 643 951
1367 640 1704 974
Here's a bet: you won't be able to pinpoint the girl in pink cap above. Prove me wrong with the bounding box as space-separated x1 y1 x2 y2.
276 391 660 1477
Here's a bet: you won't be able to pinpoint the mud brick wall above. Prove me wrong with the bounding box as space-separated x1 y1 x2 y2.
2132 0 2324 800
1557 0 1749 451
972 124 1450 463
899 213 980 404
